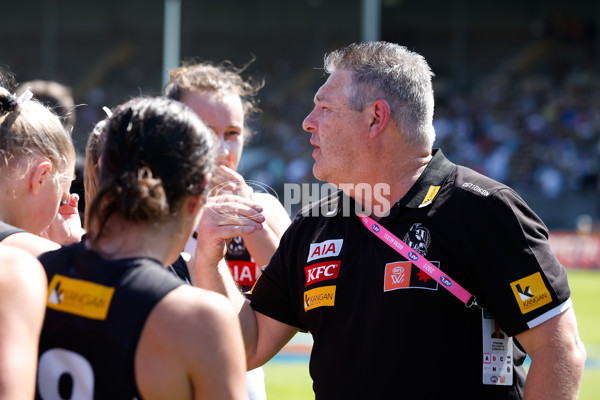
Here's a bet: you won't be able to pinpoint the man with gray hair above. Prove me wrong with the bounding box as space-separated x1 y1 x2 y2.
195 41 586 399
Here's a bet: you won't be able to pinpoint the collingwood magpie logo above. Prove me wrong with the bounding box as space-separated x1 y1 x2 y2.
403 223 431 256
227 236 247 256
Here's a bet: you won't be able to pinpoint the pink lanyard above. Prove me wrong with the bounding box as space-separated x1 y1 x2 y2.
358 214 479 308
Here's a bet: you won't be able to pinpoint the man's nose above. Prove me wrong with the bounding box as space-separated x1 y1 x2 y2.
302 109 317 133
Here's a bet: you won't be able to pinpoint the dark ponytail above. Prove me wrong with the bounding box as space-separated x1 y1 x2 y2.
0 88 17 115
87 96 216 240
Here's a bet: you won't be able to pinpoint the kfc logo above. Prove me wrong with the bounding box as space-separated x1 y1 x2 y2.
305 261 341 286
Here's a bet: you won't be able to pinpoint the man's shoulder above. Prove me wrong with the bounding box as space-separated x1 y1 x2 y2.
451 164 515 199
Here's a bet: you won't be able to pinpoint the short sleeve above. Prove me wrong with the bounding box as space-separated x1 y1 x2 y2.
247 222 306 331
466 188 571 336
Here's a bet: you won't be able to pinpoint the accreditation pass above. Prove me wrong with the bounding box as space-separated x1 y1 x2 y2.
482 309 513 385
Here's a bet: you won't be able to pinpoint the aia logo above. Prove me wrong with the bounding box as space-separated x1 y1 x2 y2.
439 276 452 287
227 260 260 287
372 224 380 233
407 251 419 262
305 261 341 286
307 239 343 262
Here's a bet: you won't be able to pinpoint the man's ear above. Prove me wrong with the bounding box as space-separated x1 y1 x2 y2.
368 99 391 139
30 161 53 196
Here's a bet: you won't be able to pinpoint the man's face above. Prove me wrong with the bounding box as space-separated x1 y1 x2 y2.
302 70 367 185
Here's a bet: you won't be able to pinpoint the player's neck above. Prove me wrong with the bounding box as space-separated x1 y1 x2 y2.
89 217 178 265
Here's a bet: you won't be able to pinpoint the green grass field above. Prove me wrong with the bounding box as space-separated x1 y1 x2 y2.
568 269 600 400
264 268 600 399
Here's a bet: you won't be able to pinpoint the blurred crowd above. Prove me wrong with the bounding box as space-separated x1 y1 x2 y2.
65 62 600 228
434 69 599 199
241 68 600 205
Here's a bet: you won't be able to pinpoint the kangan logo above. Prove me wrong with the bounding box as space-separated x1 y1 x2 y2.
46 275 115 320
48 281 63 304
516 284 534 301
303 286 336 311
510 272 552 314
403 223 431 256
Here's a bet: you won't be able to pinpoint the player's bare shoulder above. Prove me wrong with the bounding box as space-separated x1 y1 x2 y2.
136 285 242 399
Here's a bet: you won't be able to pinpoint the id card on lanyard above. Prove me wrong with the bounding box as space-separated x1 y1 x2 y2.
482 309 513 385
359 215 513 386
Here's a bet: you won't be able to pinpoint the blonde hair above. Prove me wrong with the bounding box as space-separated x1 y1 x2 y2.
0 87 75 185
16 80 76 133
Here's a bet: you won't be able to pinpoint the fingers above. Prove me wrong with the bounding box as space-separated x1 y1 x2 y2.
58 193 80 215
68 193 79 207
210 166 252 197
204 196 264 226
197 195 264 244
206 194 262 213
215 165 244 182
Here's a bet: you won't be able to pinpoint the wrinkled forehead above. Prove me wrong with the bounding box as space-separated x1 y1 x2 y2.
314 70 354 103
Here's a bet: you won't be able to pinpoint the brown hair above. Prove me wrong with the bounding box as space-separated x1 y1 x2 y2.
83 119 106 229
165 61 263 142
87 97 216 240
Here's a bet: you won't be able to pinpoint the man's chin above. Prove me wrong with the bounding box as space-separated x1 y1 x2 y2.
312 164 326 182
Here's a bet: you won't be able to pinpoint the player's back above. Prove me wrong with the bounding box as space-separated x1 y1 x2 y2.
36 240 183 400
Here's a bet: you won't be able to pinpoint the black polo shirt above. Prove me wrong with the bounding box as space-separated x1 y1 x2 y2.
248 149 571 399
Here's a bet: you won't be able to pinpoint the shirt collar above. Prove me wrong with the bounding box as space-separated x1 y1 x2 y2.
328 148 455 218
397 148 455 209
